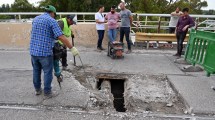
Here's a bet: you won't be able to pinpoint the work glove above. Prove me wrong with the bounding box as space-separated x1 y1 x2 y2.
71 47 79 56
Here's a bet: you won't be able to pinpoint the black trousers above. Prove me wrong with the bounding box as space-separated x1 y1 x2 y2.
120 27 131 50
61 46 68 67
176 32 187 56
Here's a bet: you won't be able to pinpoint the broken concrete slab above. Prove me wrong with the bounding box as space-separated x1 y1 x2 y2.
42 77 91 108
181 65 203 72
168 75 215 114
124 74 185 114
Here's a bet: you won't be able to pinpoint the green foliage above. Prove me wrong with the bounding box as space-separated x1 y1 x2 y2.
11 0 33 12
38 0 121 12
0 4 12 19
0 4 10 12
203 10 215 15
0 0 210 14
128 0 208 14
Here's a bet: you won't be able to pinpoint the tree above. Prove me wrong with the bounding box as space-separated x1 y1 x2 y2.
5 4 10 12
36 0 207 14
38 0 121 12
126 0 208 14
11 0 34 12
0 4 11 19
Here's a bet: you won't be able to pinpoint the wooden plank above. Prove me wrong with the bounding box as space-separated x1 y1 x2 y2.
135 32 189 42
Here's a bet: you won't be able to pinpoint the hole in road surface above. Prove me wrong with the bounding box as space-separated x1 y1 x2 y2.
110 79 126 112
98 78 126 112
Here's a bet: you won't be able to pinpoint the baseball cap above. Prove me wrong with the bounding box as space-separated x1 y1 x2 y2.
67 15 77 24
45 5 56 13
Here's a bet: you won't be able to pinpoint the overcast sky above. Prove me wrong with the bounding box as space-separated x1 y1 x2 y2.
0 0 214 10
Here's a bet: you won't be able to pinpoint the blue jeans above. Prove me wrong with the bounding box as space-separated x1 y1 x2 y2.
31 56 53 94
97 30 105 48
108 29 117 43
120 27 131 50
176 32 187 55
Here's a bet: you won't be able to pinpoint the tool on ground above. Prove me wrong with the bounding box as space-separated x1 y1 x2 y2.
107 41 124 59
72 36 76 66
78 55 90 84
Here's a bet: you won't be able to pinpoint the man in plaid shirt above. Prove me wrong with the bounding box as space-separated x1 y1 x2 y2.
30 5 79 98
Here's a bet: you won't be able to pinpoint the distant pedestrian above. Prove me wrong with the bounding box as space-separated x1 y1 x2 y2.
174 8 195 58
105 5 120 43
95 5 107 50
30 5 79 98
169 7 183 34
119 2 133 54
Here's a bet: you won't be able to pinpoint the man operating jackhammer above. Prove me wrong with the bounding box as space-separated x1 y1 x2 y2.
58 15 76 70
30 5 79 98
53 15 77 88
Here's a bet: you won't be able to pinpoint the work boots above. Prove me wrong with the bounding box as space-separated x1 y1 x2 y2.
35 89 42 96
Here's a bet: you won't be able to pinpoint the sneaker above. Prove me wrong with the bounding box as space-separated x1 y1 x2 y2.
57 74 63 83
44 91 59 98
126 50 132 54
212 86 215 91
100 47 105 50
176 55 181 59
173 53 180 56
97 47 105 50
62 66 67 71
97 47 102 51
35 89 42 96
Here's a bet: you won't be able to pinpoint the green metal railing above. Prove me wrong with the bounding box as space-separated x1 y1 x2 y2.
185 29 215 77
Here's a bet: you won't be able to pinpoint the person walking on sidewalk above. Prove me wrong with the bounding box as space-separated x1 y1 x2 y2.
30 5 79 97
105 5 120 43
174 8 195 58
95 5 107 50
119 2 133 54
57 15 76 70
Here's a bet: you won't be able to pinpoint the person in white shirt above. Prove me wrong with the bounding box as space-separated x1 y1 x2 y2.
169 7 183 33
95 5 107 50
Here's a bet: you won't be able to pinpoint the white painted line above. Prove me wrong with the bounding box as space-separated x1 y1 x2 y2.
0 106 39 111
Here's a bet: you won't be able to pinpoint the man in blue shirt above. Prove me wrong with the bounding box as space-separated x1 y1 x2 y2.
30 5 79 97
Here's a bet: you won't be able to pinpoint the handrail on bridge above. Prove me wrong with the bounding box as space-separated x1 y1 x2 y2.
0 12 215 32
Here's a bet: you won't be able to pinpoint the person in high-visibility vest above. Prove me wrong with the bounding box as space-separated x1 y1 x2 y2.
53 15 76 84
58 15 76 70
